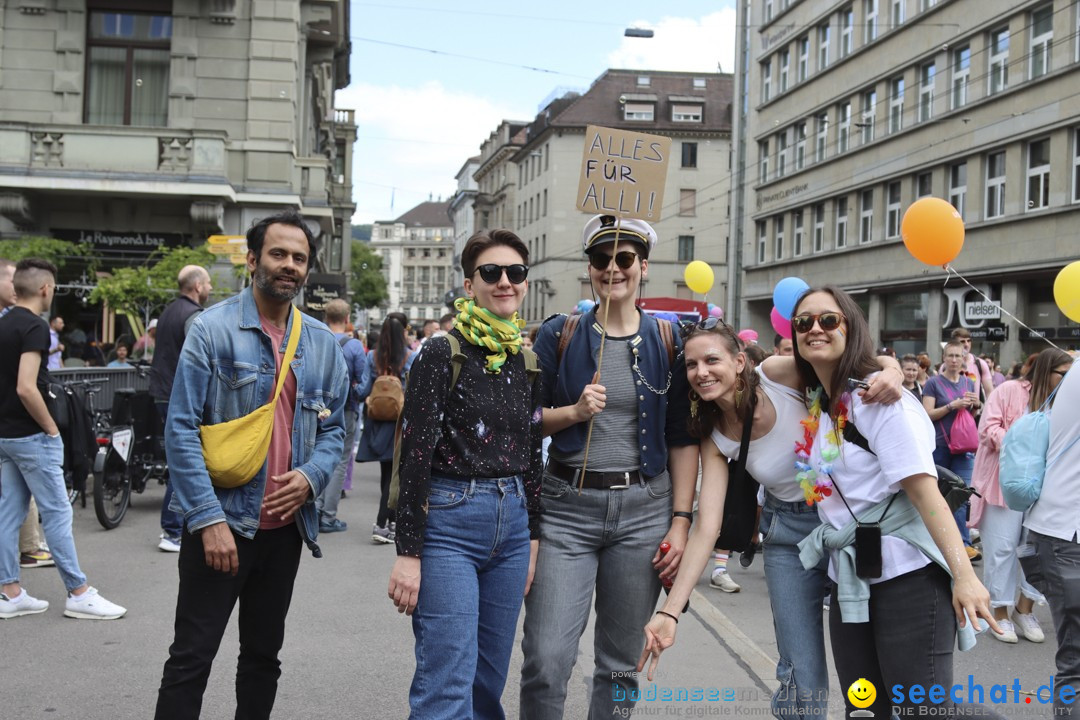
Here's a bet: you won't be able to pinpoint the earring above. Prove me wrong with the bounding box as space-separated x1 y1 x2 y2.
735 376 746 408
690 392 699 419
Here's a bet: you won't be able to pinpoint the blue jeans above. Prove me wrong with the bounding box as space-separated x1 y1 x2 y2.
1030 531 1080 717
409 476 530 720
316 409 358 521
0 432 87 591
156 401 183 540
760 493 831 720
933 446 973 546
519 470 672 720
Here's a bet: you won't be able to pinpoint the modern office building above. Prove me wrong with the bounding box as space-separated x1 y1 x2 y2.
0 0 355 324
731 0 1080 363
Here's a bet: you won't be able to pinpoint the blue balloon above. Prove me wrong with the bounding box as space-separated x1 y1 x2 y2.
576 299 596 314
773 277 810 320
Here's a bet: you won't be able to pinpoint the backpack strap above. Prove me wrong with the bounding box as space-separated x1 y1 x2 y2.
337 335 351 349
657 318 676 367
444 333 469 393
842 420 875 456
556 314 580 366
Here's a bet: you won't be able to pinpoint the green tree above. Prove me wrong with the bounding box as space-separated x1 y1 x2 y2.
0 236 94 271
351 224 372 242
350 239 388 309
90 245 216 322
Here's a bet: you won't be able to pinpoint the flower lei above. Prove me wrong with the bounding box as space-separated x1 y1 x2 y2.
794 387 850 505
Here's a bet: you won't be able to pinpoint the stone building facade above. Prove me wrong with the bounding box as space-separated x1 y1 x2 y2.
369 200 453 325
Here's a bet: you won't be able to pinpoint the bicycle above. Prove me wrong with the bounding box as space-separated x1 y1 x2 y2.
50 378 108 507
92 363 168 529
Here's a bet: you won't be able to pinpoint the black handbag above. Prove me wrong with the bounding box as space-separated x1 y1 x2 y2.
716 392 761 553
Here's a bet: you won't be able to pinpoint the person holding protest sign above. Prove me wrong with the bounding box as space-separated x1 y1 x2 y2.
387 229 543 719
519 214 699 719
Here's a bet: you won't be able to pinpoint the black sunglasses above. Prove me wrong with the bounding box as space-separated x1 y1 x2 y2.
679 316 729 339
588 250 639 271
473 264 528 285
792 312 845 334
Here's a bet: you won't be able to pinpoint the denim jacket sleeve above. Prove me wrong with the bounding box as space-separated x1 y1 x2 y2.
292 331 348 498
164 315 227 532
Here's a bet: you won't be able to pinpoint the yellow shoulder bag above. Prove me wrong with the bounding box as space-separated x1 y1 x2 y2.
199 307 301 489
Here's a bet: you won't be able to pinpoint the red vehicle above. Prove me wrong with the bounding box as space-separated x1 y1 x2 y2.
636 297 709 324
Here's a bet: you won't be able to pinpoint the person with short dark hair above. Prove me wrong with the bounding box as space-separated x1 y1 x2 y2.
155 212 347 719
419 318 439 343
948 327 994 399
900 353 923 400
0 259 126 620
47 315 64 370
107 341 133 367
439 312 455 333
773 333 793 356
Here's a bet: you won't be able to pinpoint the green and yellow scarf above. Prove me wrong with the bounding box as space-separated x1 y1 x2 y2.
453 297 525 374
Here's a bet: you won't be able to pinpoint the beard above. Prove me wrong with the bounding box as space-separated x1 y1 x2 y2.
253 262 304 302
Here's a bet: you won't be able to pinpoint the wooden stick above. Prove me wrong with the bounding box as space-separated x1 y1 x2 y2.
579 217 621 493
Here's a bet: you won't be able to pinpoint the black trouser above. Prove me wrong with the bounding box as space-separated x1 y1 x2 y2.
155 524 302 720
830 563 1005 720
376 460 396 528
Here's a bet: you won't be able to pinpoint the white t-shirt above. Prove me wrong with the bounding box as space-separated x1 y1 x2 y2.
710 367 807 503
1025 359 1080 541
812 382 938 583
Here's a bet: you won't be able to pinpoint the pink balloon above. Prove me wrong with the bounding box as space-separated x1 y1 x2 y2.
709 305 724 319
770 307 792 340
737 329 759 344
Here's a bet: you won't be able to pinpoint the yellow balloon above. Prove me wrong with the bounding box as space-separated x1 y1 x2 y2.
1055 261 1080 323
684 260 714 295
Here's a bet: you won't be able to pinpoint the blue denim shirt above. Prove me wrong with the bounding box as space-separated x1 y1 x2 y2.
166 287 348 557
533 309 695 478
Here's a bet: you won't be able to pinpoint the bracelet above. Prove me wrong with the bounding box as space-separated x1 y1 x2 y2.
672 511 693 522
655 610 679 624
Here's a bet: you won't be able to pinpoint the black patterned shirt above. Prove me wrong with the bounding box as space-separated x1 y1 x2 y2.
394 329 543 557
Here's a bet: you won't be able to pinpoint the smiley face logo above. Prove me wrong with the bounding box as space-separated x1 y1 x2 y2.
847 678 877 709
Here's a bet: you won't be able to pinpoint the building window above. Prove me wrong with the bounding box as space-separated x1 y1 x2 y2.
1076 0 1080 63
1027 138 1050 211
840 7 854 58
794 122 807 170
765 0 774 22
1074 129 1080 203
989 27 1009 95
860 89 876 144
886 181 901 238
865 0 879 43
679 188 697 216
838 102 851 153
919 0 937 9
693 77 707 88
836 197 849 248
813 203 825 252
919 62 935 122
637 76 651 86
986 150 1006 219
916 172 933 198
678 235 695 262
757 221 767 263
952 46 970 110
779 50 790 92
793 210 805 256
797 36 810 82
624 102 654 121
86 11 172 126
543 189 548 216
818 23 831 71
759 140 770 182
891 0 904 28
950 161 968 219
682 142 698 168
816 113 829 163
860 189 874 243
775 216 785 260
762 61 773 102
777 131 788 178
672 103 703 122
1030 4 1053 79
888 76 904 134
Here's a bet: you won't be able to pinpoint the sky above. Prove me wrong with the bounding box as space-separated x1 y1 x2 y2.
337 1 738 225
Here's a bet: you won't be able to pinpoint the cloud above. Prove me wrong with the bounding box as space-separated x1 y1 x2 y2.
335 82 529 224
607 10 738 73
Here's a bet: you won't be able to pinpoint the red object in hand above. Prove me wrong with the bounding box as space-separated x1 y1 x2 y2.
658 542 673 588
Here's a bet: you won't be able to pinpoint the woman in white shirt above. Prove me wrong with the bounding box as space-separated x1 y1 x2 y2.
788 286 997 719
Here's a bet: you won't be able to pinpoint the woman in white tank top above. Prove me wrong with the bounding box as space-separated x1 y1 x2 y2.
638 318 903 720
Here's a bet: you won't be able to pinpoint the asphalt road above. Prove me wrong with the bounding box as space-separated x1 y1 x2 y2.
2 461 1059 720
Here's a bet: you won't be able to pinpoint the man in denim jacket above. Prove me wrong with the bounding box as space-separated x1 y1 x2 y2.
155 210 347 720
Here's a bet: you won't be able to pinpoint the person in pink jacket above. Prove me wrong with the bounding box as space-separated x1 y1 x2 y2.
970 347 1072 644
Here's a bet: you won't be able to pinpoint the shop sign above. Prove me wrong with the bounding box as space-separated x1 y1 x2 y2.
942 284 998 329
53 229 186 250
304 274 344 312
968 325 1008 341
964 301 1000 321
1058 326 1080 339
1021 327 1056 340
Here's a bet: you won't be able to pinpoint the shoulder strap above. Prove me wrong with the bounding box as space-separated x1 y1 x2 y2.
657 318 676 367
556 314 580 366
842 419 875 456
522 347 540 378
444 334 469 393
338 335 351 349
271 307 302 404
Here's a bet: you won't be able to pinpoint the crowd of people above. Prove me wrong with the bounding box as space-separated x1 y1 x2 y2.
0 209 1077 720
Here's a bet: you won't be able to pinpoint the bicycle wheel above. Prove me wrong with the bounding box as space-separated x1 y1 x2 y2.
93 463 131 530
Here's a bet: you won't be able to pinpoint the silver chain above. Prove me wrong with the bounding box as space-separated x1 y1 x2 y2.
631 351 679 395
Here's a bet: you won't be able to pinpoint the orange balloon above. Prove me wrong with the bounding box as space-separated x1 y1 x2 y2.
901 197 965 266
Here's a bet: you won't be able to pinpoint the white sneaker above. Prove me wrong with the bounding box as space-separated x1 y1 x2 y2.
990 618 1018 643
709 569 741 593
1012 612 1045 643
969 528 981 545
157 534 181 553
0 589 49 619
63 587 127 620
